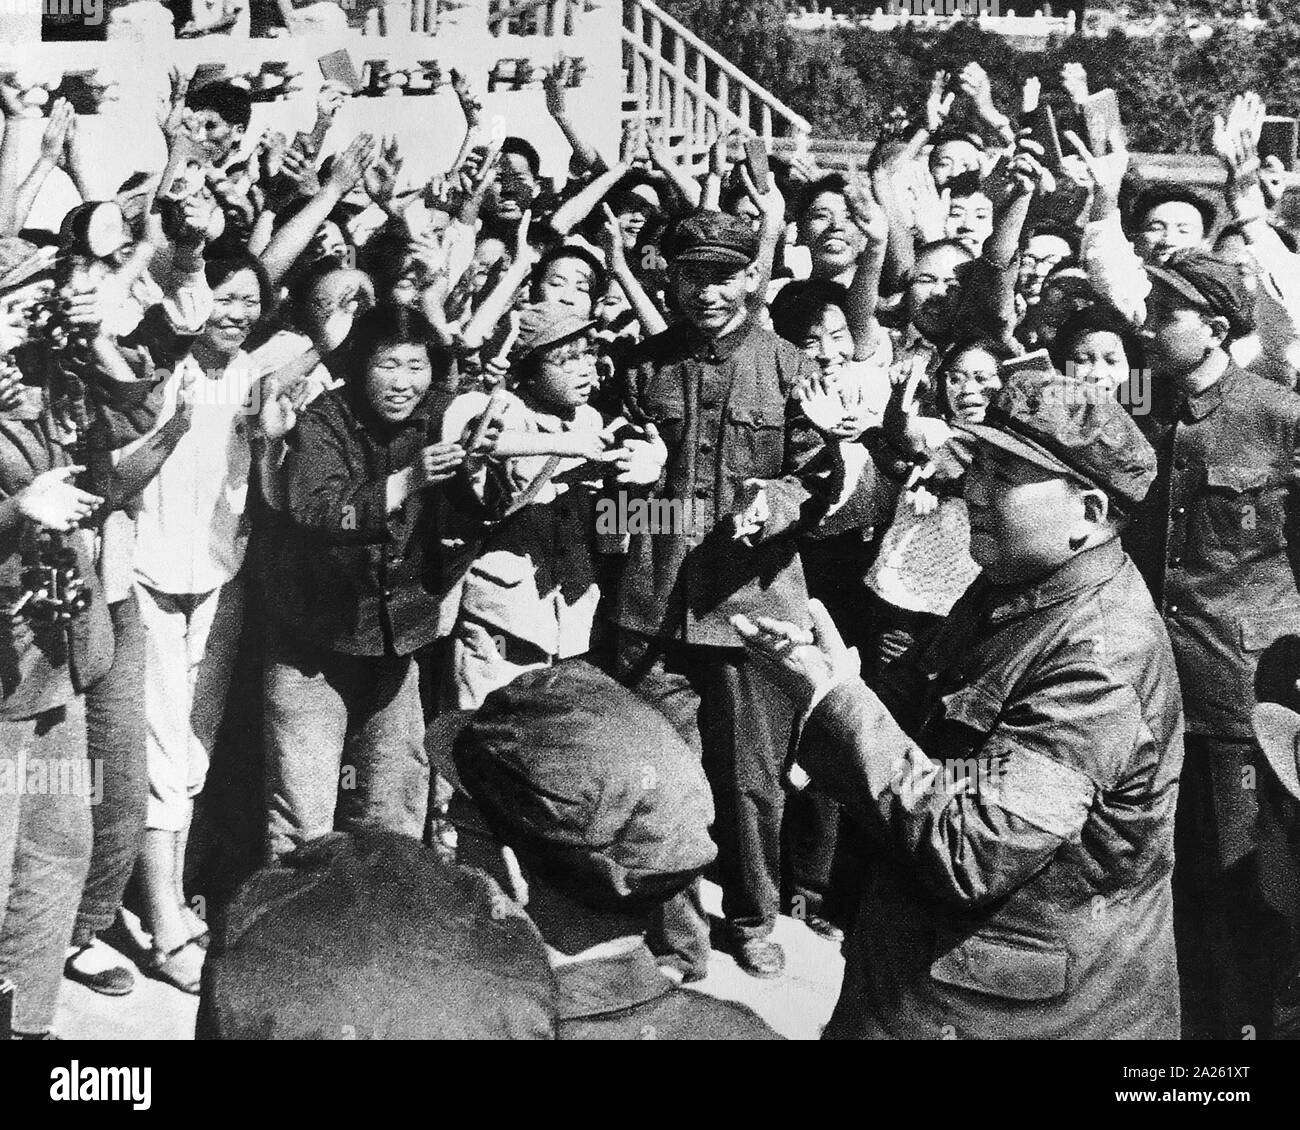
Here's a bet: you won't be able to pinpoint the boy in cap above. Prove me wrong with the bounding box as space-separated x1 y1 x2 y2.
733 369 1186 1039
610 209 832 979
1128 247 1300 1039
441 306 614 709
453 661 781 1039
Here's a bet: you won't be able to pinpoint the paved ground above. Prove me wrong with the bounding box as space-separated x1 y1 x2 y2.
55 881 843 1041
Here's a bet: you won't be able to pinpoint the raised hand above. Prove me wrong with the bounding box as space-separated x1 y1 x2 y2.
316 80 349 124
1060 62 1089 107
844 176 888 247
925 70 955 134
1062 125 1129 216
1008 132 1056 197
902 160 950 244
1021 75 1042 117
325 132 375 195
363 135 404 208
159 67 193 144
40 98 74 165
737 159 786 239
450 68 483 131
1213 91 1265 187
958 62 1003 128
543 54 574 120
16 465 103 533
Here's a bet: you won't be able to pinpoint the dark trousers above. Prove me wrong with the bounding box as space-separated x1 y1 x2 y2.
1174 734 1291 1039
73 594 148 945
784 544 878 927
616 631 792 944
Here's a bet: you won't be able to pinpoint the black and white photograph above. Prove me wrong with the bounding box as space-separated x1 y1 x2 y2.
0 0 1298 1089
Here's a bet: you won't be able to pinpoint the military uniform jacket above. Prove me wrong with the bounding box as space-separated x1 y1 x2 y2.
613 319 831 646
1124 362 1300 741
797 540 1185 1039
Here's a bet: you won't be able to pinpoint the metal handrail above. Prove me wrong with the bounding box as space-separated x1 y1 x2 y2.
628 0 811 137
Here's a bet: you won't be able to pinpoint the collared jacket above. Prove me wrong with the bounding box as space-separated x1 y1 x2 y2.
1124 361 1300 741
451 390 603 657
266 382 467 658
0 383 161 719
555 941 781 1040
613 319 832 646
797 540 1184 1039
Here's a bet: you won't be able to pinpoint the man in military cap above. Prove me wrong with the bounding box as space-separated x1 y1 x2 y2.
452 661 781 1039
733 370 1186 1039
1127 247 1300 1039
609 210 832 979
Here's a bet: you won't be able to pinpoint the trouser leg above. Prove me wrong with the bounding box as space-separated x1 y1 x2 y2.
185 579 245 806
340 654 429 841
615 631 710 977
0 701 93 1034
698 646 790 943
1174 734 1288 1039
74 593 148 943
262 627 350 862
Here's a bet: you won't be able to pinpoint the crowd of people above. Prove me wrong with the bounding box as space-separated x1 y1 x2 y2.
3 51 1300 1041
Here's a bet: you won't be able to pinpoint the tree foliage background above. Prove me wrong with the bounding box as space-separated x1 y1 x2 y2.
654 0 1300 152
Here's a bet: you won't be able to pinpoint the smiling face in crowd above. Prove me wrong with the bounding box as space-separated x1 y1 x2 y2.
909 242 971 341
1135 201 1206 264
672 260 759 337
202 268 262 359
1016 233 1073 305
796 302 854 378
942 345 1002 424
945 192 993 258
929 138 983 189
537 254 597 318
1064 329 1131 393
799 190 863 276
527 335 599 415
311 221 350 268
364 342 433 424
484 152 539 225
190 108 244 168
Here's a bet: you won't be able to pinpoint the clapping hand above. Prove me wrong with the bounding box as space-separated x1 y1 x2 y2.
731 599 859 712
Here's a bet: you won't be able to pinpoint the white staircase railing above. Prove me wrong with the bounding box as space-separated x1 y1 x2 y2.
622 0 811 165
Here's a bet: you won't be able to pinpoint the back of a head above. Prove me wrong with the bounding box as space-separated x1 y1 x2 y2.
453 661 717 917
197 830 557 1040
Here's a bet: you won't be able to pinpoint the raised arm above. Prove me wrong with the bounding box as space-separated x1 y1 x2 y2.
259 132 373 290
843 177 889 360
457 213 538 352
544 56 609 177
547 162 629 239
9 100 75 237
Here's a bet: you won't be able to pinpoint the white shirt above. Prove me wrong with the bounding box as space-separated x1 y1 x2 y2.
127 351 261 595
